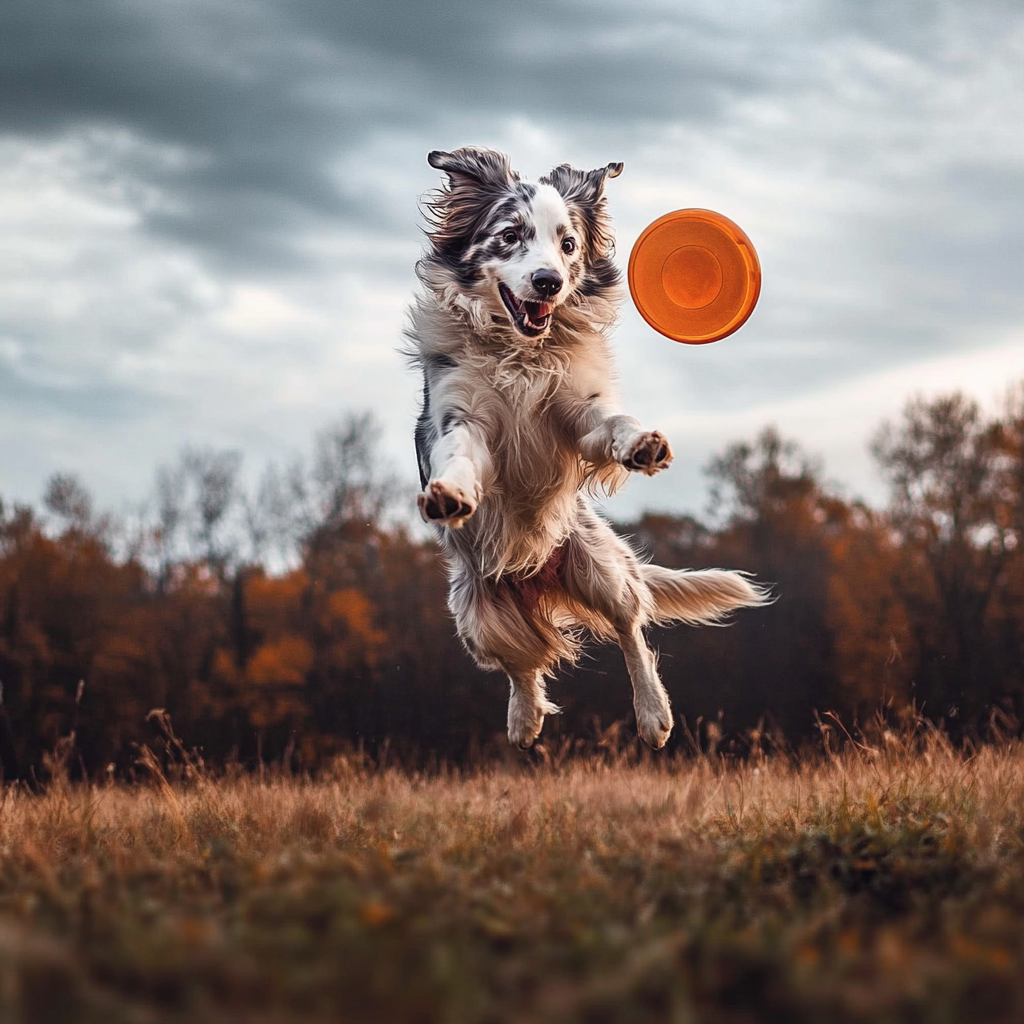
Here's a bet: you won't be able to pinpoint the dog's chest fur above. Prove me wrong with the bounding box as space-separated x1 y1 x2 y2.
412 297 622 577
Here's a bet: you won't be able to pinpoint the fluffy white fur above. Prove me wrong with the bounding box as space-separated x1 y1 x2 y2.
407 147 768 748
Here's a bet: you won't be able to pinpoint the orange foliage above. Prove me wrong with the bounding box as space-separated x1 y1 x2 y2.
826 509 916 712
247 636 315 688
245 569 310 631
321 588 387 667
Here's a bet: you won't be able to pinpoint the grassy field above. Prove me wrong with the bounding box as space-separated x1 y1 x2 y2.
2 722 1024 1023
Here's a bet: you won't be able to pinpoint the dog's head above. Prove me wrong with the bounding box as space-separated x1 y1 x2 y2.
421 147 623 342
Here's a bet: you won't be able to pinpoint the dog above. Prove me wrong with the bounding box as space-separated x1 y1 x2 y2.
406 146 767 749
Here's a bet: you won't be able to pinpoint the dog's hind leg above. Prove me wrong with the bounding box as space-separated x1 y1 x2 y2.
447 565 564 747
560 507 673 748
616 625 673 749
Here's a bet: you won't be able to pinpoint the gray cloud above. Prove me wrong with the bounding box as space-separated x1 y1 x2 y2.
1 0 1023 515
5 0 1021 270
0 0 852 267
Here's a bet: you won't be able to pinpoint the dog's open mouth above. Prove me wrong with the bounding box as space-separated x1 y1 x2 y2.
499 283 553 337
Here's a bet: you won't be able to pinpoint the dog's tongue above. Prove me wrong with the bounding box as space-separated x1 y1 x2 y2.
535 302 552 318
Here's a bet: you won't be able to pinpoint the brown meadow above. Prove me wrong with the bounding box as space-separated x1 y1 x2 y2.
2 721 1024 1022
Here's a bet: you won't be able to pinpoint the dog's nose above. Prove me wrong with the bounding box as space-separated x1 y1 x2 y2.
531 269 563 298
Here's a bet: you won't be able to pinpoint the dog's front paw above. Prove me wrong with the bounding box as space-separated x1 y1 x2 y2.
418 479 477 527
618 431 673 476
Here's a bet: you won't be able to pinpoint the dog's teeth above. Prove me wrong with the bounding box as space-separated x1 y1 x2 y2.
500 284 525 315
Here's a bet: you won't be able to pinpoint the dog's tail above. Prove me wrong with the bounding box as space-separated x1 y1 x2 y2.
641 565 772 627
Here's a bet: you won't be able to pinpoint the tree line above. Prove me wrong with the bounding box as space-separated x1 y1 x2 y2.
0 385 1022 778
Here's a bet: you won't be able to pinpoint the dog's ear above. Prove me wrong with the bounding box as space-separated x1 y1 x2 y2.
540 162 623 206
428 148 518 191
541 162 623 271
421 148 519 271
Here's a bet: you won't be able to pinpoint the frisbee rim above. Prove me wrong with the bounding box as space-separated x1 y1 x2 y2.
627 208 761 345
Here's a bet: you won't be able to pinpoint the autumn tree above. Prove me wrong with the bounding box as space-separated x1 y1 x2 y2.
198 413 425 760
871 392 1013 718
43 473 97 535
153 446 243 579
701 427 840 732
0 485 164 774
824 501 915 716
988 383 1024 715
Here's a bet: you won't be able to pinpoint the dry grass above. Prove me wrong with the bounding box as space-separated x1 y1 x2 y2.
3 722 1024 1022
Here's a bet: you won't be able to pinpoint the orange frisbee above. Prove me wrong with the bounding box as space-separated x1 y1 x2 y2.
628 209 761 344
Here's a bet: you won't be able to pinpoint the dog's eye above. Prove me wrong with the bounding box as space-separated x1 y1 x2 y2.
561 237 577 255
501 229 519 245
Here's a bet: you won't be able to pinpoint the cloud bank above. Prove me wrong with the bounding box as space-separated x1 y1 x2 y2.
2 0 1022 517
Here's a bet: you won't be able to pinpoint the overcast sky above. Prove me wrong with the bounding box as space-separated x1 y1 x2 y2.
2 0 1023 522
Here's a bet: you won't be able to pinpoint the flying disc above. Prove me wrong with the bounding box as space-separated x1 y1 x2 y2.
628 209 761 344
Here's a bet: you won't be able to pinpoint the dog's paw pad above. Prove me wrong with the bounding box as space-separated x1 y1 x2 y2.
427 493 471 520
622 431 673 475
418 481 476 526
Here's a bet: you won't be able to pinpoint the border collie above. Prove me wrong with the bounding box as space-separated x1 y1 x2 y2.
406 147 767 749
